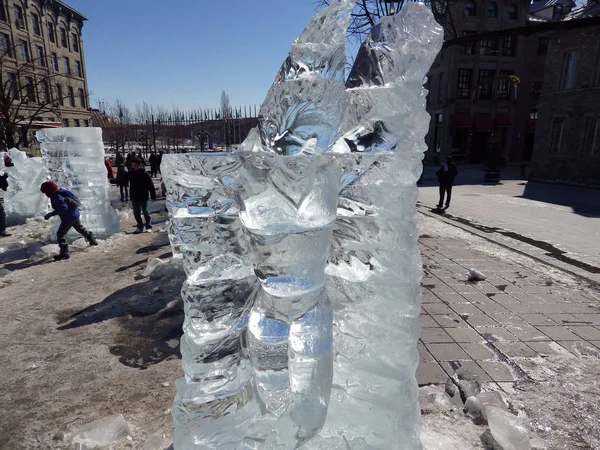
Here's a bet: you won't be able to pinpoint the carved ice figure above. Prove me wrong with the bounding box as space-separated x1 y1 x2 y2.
37 128 120 238
2 148 48 220
166 2 442 449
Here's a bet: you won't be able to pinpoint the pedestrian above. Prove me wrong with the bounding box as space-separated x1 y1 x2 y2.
116 164 129 202
128 157 156 233
125 152 135 172
104 157 114 180
0 172 12 238
436 155 458 210
40 181 98 261
148 152 159 178
137 152 146 166
157 151 163 174
114 151 125 167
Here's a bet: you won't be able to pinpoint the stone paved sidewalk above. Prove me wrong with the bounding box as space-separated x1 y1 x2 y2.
416 226 600 388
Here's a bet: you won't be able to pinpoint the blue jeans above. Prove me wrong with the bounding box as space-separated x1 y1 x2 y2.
0 202 5 234
132 200 151 230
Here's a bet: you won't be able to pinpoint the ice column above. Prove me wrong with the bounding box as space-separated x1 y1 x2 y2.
167 2 442 449
3 148 48 220
37 128 120 238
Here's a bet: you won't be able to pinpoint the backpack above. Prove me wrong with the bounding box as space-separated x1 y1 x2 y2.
61 189 81 209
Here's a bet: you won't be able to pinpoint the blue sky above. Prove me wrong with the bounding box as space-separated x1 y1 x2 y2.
67 0 321 111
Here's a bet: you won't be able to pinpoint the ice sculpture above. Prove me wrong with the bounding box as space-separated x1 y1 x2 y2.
3 148 48 220
165 2 442 449
37 128 120 239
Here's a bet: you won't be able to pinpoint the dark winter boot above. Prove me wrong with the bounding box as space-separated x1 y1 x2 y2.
87 233 99 246
54 252 70 261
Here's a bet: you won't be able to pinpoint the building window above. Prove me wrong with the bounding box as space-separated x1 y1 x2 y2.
48 22 55 43
18 40 29 62
24 76 36 103
75 60 82 77
460 31 476 55
549 118 564 153
479 39 498 56
83 119 89 127
73 119 80 127
71 34 79 52
60 27 68 48
63 57 71 75
487 2 497 17
477 69 495 99
496 70 512 98
0 1 5 22
68 86 75 107
7 72 18 99
13 4 24 29
56 84 63 106
63 118 69 127
39 80 50 103
507 4 518 20
31 13 41 35
532 81 543 97
464 0 477 17
456 68 472 98
78 88 86 108
538 37 549 55
0 32 11 57
502 36 516 57
560 51 577 90
581 117 600 155
52 52 58 71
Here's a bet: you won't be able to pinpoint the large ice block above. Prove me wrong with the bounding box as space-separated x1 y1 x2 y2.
2 148 48 220
166 2 442 449
37 128 120 238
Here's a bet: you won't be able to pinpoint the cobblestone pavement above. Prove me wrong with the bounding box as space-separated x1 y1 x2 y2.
416 220 600 388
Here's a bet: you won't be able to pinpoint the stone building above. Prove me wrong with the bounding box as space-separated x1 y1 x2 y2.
425 0 549 164
0 0 91 148
529 15 600 185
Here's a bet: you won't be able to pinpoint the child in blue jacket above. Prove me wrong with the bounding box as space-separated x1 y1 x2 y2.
40 181 98 261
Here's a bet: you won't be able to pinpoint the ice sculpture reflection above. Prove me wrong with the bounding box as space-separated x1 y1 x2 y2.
166 2 442 449
37 128 120 239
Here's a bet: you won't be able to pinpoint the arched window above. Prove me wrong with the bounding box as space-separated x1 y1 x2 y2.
464 0 477 17
487 2 498 18
508 4 518 20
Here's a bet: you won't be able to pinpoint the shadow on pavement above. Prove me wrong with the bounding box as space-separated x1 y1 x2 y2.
520 182 600 218
56 273 184 369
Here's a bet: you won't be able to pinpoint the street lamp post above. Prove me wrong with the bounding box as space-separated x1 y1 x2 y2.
381 0 403 15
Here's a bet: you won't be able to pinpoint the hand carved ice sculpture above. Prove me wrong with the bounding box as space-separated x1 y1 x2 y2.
3 148 49 220
165 2 442 449
37 128 120 239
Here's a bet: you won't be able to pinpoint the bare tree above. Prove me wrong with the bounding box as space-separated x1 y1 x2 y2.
0 41 74 149
220 91 232 119
315 0 458 41
102 99 134 153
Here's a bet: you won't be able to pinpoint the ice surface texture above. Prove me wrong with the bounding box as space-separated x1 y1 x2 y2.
3 148 48 220
37 128 120 239
166 2 442 449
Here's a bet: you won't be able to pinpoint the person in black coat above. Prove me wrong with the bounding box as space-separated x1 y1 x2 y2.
148 153 159 178
436 155 458 209
128 157 156 233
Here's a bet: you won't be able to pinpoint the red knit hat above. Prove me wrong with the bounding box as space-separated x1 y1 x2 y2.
40 181 59 196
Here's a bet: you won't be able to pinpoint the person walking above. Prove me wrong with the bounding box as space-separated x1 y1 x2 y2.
436 155 458 210
104 157 115 180
148 152 159 178
0 172 12 237
157 151 164 175
40 181 98 261
116 163 129 202
128 157 156 233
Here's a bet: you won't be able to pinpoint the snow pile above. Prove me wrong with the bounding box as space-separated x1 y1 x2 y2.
142 256 184 280
68 414 130 450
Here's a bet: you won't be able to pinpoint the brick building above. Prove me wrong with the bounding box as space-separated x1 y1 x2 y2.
529 15 600 185
0 0 91 149
425 0 549 164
